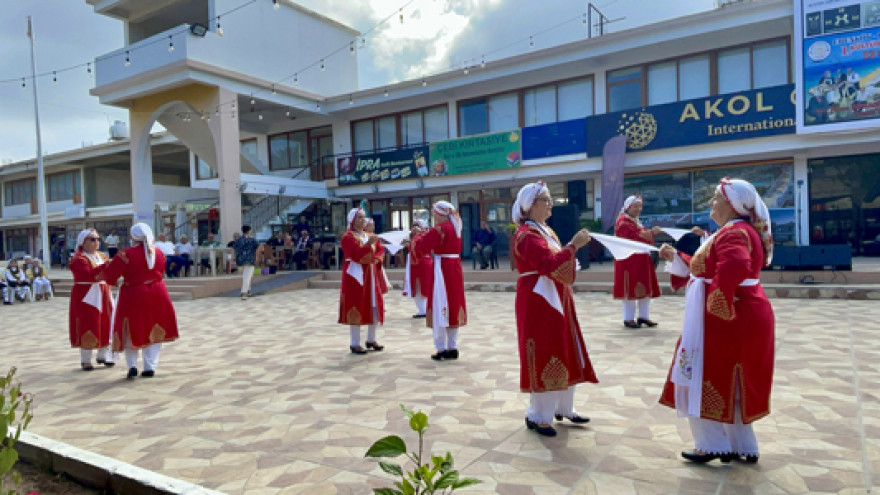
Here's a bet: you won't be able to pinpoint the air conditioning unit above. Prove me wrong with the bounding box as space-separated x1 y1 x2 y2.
109 120 129 140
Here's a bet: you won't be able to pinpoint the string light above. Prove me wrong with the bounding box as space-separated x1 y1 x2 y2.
421 79 427 87
293 73 298 84
168 35 174 52
86 62 92 77
481 56 485 68
124 51 131 67
258 113 263 120
20 78 25 89
350 42 355 56
271 84 276 95
349 95 353 105
360 37 366 48
316 101 321 110
399 8 404 23
285 109 291 117
320 59 325 71
463 66 469 75
217 17 223 37
52 71 57 84
384 88 389 98
250 97 255 105
529 36 534 48
273 0 280 9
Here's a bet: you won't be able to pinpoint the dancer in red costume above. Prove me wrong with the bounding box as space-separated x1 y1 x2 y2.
403 220 432 318
658 178 775 464
412 201 467 361
511 182 598 437
104 223 179 379
613 195 662 328
68 228 115 370
338 208 385 354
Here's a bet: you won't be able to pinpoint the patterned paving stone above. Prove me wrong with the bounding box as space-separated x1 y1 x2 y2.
4 289 878 493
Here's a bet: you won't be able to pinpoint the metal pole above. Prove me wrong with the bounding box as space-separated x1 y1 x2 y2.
27 16 50 267
587 3 592 38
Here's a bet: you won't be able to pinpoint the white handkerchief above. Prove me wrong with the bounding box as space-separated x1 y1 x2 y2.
589 232 658 261
346 262 364 286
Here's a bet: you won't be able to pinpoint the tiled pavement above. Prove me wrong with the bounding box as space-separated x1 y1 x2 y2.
5 289 879 494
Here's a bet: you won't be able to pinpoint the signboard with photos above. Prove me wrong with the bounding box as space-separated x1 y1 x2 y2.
795 0 880 133
336 146 429 186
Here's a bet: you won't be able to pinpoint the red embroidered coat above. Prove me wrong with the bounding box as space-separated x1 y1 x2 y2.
659 221 775 424
338 230 384 325
413 220 467 328
103 247 180 350
613 214 661 299
514 224 598 392
68 251 113 349
404 232 433 298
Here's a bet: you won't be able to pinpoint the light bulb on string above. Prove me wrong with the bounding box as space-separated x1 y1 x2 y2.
168 36 174 52
200 112 206 120
360 37 366 48
52 71 57 85
421 79 427 87
87 63 92 77
124 51 131 67
293 73 298 84
316 101 321 111
273 0 280 9
285 109 291 117
481 56 485 68
350 42 355 56
463 66 469 75
250 97 255 105
529 36 534 48
258 113 263 120
399 8 403 23
384 88 388 98
349 95 353 105
217 17 223 37
583 13 587 25
320 59 325 71
272 85 276 95
20 78 25 89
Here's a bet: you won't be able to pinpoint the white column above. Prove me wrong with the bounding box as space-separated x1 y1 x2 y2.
129 110 156 230
212 87 243 245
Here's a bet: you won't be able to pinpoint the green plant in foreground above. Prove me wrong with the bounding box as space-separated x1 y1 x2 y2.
1 367 34 495
365 404 481 495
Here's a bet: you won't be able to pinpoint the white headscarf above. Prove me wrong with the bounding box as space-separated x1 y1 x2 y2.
76 229 96 250
620 195 643 227
432 201 462 238
347 207 364 230
130 222 156 270
512 181 549 225
413 219 428 230
717 178 773 265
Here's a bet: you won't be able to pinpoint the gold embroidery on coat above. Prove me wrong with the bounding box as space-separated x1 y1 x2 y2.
526 339 538 390
117 251 129 264
347 307 362 325
550 258 575 285
541 356 569 391
358 253 373 264
707 288 733 320
81 330 98 349
701 380 725 420
634 282 647 298
149 324 166 343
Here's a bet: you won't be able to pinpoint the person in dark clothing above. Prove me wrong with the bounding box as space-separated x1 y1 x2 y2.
471 221 496 269
292 230 312 270
292 215 310 236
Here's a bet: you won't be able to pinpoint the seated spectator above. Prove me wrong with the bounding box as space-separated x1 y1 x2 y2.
27 259 51 301
3 259 30 304
200 233 222 272
175 235 195 276
267 231 285 248
292 230 312 270
226 232 240 273
471 221 496 269
292 215 310 236
155 233 186 278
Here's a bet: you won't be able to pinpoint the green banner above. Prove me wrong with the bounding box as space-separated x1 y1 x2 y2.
428 130 521 176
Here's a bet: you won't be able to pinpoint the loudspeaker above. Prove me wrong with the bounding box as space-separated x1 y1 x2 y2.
769 245 799 270
799 244 852 271
548 204 590 269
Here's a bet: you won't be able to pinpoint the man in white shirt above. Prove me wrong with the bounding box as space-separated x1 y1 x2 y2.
155 233 185 277
175 235 195 276
105 229 120 258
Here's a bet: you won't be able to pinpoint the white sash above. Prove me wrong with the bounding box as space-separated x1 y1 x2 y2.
345 259 364 286
431 254 458 328
75 281 107 312
519 271 564 316
672 273 760 418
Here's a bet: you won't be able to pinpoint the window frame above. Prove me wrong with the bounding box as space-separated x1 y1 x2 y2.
351 104 449 155
4 178 37 207
46 170 81 203
267 125 333 171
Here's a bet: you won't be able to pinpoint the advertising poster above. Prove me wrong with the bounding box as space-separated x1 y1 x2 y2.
428 130 521 177
795 0 880 133
336 146 429 186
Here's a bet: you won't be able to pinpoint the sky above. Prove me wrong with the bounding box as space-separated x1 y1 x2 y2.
0 0 714 164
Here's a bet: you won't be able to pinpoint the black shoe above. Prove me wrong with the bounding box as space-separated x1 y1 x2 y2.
736 454 759 464
412 314 427 319
103 361 115 368
637 318 658 327
365 341 384 351
140 370 155 378
96 358 105 365
681 449 733 464
127 367 138 380
623 320 641 329
525 418 557 437
480 265 488 270
445 349 459 360
431 351 445 361
554 414 590 424
350 346 368 355
81 363 94 371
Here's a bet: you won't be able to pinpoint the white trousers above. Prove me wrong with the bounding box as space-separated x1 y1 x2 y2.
33 278 51 295
123 332 161 371
350 307 380 346
241 265 255 294
622 298 651 321
80 347 113 363
433 326 459 351
688 382 759 455
414 295 427 315
526 386 578 425
2 286 28 302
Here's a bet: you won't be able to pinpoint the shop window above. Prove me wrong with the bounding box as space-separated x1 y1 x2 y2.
678 55 710 100
402 112 423 146
354 106 448 152
752 40 788 88
488 93 519 132
459 99 488 136
269 127 330 170
717 47 751 94
353 120 374 153
424 107 449 142
608 66 643 112
376 116 396 150
648 62 677 105
524 85 557 126
557 78 593 120
47 171 81 202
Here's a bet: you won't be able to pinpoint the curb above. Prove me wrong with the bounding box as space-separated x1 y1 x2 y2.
13 430 226 495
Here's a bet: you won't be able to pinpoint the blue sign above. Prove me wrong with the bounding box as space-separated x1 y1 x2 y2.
521 118 587 160
586 84 796 156
336 146 429 186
